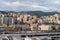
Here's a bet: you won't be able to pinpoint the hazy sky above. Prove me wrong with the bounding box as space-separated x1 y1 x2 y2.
0 0 60 12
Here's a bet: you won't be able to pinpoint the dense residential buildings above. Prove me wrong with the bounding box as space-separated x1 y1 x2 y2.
0 13 60 33
0 12 60 40
17 14 37 24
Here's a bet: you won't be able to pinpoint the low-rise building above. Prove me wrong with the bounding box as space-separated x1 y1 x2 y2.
38 25 51 31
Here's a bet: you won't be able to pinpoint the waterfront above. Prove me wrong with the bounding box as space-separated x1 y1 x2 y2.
1 35 60 40
0 33 60 40
0 35 50 40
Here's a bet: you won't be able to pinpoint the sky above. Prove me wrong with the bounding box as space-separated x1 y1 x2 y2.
0 0 60 12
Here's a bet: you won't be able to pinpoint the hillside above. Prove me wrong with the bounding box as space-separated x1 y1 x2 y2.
0 11 59 17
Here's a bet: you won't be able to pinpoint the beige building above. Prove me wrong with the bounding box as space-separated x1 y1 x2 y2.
38 25 51 31
17 15 24 22
40 14 60 24
30 24 38 31
17 14 38 24
38 19 43 24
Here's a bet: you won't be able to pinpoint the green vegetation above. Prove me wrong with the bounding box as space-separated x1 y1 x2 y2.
0 24 3 26
51 26 56 30
57 26 60 30
58 17 60 20
51 26 60 30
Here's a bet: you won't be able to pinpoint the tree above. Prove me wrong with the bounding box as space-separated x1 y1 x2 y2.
57 26 60 30
51 26 56 30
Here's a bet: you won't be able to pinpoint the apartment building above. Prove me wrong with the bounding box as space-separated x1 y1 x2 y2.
3 17 14 25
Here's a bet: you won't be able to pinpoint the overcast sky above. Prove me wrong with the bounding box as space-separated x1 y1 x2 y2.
0 0 60 12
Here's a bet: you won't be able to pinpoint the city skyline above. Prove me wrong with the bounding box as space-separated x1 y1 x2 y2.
0 0 60 12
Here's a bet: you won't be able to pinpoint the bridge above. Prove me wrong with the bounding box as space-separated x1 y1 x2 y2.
0 31 60 40
1 31 60 36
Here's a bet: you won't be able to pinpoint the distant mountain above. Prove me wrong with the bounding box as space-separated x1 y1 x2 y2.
0 11 8 14
0 11 59 17
20 11 59 17
0 11 17 14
